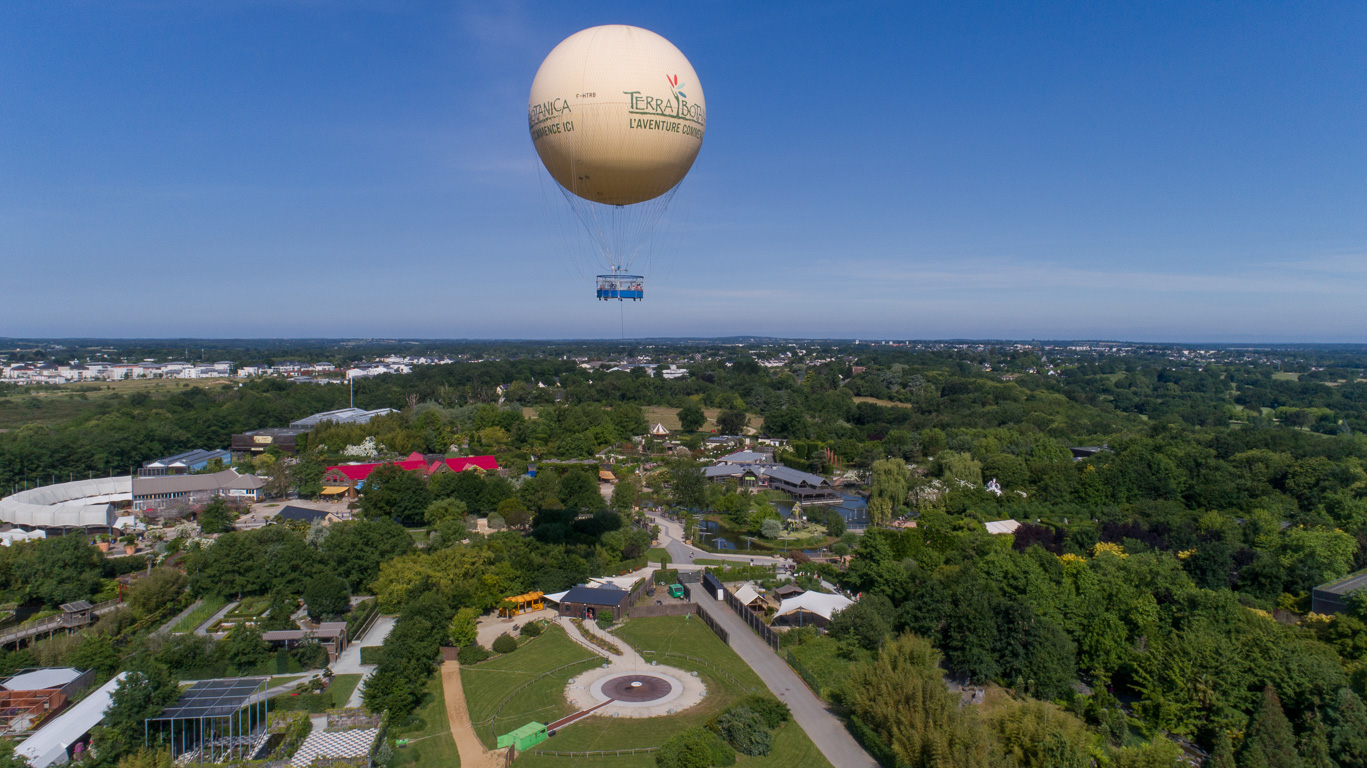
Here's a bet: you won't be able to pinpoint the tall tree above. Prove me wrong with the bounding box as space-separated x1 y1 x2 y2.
677 403 705 432
1238 687 1302 768
1330 687 1367 768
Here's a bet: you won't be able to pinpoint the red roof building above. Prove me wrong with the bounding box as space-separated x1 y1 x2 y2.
320 456 499 499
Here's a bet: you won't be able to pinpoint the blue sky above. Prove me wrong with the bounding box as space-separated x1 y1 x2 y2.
2 1 1364 341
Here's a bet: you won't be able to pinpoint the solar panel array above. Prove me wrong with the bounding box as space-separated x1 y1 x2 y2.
157 677 269 720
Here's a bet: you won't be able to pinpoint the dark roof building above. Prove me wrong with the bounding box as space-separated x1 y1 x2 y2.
556 585 631 621
1312 570 1367 615
140 449 231 476
273 505 330 524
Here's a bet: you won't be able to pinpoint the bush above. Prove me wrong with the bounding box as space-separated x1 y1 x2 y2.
713 706 772 757
596 614 616 631
359 646 382 666
728 695 790 729
290 641 328 670
492 633 518 654
519 621 543 638
457 644 490 665
655 727 735 768
779 626 816 648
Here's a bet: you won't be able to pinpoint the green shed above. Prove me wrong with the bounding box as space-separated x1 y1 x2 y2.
497 721 548 751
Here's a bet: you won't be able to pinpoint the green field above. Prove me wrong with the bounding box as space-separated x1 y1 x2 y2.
170 595 228 634
0 378 232 429
390 673 461 768
506 616 833 768
786 635 867 701
460 624 600 749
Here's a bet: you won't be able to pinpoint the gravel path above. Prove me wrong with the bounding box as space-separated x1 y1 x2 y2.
440 661 506 768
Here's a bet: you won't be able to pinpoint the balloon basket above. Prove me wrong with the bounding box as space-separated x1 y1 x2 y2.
597 274 645 301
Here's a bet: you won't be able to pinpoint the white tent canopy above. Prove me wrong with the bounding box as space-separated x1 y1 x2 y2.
0 477 129 528
775 592 854 622
543 590 570 604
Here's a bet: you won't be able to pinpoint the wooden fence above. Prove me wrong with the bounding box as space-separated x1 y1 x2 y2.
722 588 781 651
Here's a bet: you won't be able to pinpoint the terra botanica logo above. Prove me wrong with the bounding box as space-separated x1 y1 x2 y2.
623 74 706 134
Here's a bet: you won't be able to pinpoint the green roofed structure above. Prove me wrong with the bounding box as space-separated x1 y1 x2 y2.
1312 569 1367 615
496 721 548 751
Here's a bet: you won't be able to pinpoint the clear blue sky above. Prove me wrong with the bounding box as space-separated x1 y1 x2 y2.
3 1 1364 341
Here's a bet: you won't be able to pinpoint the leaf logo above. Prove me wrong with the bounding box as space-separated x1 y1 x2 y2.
667 74 686 99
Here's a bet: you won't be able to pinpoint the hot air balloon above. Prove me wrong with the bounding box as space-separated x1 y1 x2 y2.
529 25 706 301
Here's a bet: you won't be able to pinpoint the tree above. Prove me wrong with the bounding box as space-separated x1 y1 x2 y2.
611 478 639 512
760 519 782 539
16 534 104 607
424 498 467 527
871 459 909 511
827 594 892 651
497 497 532 529
655 727 735 768
320 518 413 592
448 607 480 647
986 700 1094 768
126 567 186 617
197 498 235 534
1239 687 1302 768
217 625 270 672
669 459 706 510
360 463 431 526
843 633 995 768
713 706 772 756
678 403 706 433
92 661 179 765
716 410 747 435
302 573 350 621
1330 687 1367 768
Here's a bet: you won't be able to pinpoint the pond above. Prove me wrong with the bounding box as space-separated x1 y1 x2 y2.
691 492 869 551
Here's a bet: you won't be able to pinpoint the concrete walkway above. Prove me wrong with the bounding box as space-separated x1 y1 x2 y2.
330 615 396 708
193 600 238 636
692 594 878 768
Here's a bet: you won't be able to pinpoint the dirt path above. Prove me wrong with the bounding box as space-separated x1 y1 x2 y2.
440 660 506 768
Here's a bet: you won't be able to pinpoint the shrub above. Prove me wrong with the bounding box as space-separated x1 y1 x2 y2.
713 706 773 757
596 614 616 631
457 644 490 665
728 695 790 729
519 621 543 638
655 727 735 768
492 633 518 654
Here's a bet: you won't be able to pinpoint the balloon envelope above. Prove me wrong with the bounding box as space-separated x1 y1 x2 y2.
529 25 706 206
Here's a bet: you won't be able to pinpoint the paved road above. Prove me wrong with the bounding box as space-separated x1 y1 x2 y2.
649 513 788 567
692 594 878 768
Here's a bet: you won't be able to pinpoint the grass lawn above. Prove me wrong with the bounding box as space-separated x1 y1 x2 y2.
645 547 671 564
692 558 731 566
1272 371 1300 381
171 595 228 633
461 624 600 749
786 635 867 701
390 673 460 768
511 616 832 767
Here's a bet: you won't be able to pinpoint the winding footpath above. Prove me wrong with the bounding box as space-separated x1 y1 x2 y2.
440 661 506 768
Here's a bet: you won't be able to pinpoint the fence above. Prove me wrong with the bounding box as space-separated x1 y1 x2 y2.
628 602 698 619
679 583 728 644
628 577 650 606
532 748 659 758
786 651 826 699
722 588 781 651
